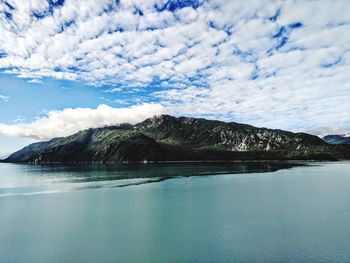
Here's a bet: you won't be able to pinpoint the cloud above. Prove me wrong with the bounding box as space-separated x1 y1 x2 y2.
27 78 43 84
0 0 349 134
0 95 10 101
0 103 166 140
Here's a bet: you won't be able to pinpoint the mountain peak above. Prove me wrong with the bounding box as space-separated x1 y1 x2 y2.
138 114 178 127
152 114 177 121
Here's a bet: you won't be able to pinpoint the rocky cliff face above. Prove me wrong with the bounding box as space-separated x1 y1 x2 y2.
136 115 331 154
5 115 350 163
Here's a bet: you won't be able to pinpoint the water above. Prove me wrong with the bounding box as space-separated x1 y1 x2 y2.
0 162 349 262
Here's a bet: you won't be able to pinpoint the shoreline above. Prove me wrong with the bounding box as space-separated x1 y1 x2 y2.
1 159 343 165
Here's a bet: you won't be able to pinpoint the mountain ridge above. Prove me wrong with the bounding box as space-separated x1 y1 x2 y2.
323 134 350 145
4 115 350 163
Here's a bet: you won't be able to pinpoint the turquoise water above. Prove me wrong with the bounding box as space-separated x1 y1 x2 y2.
0 162 350 262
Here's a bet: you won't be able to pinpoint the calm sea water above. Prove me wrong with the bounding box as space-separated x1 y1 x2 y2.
0 162 349 262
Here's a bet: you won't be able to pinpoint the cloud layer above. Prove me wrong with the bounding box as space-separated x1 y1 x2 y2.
0 103 166 139
0 0 349 135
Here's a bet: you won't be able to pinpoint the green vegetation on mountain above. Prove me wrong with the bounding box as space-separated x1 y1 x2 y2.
5 115 350 163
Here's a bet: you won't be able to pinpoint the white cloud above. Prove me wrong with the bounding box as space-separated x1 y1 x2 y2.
27 78 43 84
0 95 10 102
0 103 166 140
0 0 349 134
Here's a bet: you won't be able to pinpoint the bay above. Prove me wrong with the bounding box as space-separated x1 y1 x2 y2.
0 162 349 262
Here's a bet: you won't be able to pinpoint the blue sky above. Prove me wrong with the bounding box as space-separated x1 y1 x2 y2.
0 0 350 155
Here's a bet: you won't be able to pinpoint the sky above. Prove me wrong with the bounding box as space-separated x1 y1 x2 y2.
0 0 350 156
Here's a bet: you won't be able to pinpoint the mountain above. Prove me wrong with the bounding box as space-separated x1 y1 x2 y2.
4 115 350 163
323 134 350 145
0 153 11 160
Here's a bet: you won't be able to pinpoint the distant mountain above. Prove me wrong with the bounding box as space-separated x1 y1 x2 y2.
5 115 350 163
0 153 11 160
323 134 350 145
